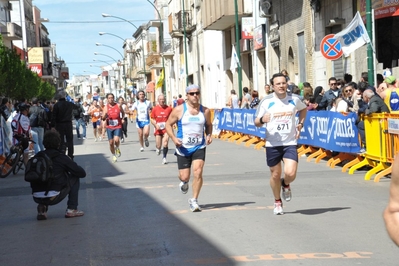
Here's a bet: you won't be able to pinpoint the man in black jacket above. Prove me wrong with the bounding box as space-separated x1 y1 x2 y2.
73 97 86 139
31 131 86 220
51 89 75 159
357 89 390 151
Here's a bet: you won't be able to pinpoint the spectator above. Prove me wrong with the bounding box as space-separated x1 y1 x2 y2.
336 84 355 112
344 73 353 84
303 82 313 99
31 130 86 220
240 87 252 109
73 97 86 140
380 75 399 114
357 89 390 150
29 97 48 153
176 94 185 106
337 79 346 90
319 77 341 110
227 90 240 109
313 86 324 110
281 69 290 82
0 97 11 121
250 90 260 109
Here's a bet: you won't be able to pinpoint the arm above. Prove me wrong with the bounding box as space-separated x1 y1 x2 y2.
101 105 108 120
150 109 159 130
296 108 307 139
204 108 213 145
254 104 270 127
384 154 399 246
165 106 182 147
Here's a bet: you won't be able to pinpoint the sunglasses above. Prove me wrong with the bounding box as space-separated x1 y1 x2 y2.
188 91 200 96
345 90 353 93
330 83 337 86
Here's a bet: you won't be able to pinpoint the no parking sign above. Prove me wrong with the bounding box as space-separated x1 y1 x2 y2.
320 34 343 60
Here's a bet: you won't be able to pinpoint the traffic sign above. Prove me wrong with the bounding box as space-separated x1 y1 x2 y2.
320 34 343 60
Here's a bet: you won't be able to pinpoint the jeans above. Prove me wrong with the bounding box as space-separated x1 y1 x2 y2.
33 175 80 209
31 127 44 153
75 118 86 138
56 122 74 159
30 130 39 154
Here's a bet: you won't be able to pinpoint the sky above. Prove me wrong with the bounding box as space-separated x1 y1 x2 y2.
33 0 156 78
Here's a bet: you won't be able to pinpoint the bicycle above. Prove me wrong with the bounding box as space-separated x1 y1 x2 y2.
0 135 34 178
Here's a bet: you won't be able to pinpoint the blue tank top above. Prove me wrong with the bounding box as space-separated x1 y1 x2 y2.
176 103 206 156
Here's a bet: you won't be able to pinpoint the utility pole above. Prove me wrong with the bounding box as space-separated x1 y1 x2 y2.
234 0 243 99
366 0 374 86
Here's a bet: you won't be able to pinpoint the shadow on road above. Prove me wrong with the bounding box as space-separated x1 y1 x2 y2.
285 207 351 215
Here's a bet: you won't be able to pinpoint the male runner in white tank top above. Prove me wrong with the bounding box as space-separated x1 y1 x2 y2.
165 84 213 212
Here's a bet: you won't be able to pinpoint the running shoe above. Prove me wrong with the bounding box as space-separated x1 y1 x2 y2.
156 149 161 155
112 155 117 163
281 178 292 202
115 147 121 157
145 138 149 147
99 136 102 141
140 147 144 152
179 181 189 194
83 137 86 140
162 158 167 165
188 198 201 212
95 138 98 142
273 201 284 215
65 209 84 218
121 137 124 143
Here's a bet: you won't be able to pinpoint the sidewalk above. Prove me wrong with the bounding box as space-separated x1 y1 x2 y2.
0 122 397 265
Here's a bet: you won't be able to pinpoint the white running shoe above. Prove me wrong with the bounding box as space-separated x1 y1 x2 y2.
94 138 98 142
188 198 201 212
179 181 189 194
156 149 161 155
162 158 167 164
273 201 284 215
112 155 117 163
140 147 144 152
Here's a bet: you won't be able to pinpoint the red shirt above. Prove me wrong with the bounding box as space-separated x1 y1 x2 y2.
106 103 122 129
176 98 185 105
151 104 172 134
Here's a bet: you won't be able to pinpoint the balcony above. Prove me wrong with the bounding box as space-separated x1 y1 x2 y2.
169 10 196 38
1 22 23 40
202 0 250 31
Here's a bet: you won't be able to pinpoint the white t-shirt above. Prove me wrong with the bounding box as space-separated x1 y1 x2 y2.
132 100 152 121
255 93 306 147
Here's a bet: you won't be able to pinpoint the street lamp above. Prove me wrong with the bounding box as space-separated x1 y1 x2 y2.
94 52 118 64
95 43 124 59
102 13 147 96
93 59 113 66
95 43 126 99
146 0 166 97
99 32 125 42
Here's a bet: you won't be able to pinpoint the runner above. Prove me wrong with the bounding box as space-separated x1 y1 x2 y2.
254 73 307 215
150 94 172 164
118 97 129 143
98 98 106 141
101 93 124 163
165 84 213 212
132 90 152 152
88 99 102 142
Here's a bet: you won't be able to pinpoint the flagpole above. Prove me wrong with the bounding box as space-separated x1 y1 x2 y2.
234 0 243 100
366 0 374 86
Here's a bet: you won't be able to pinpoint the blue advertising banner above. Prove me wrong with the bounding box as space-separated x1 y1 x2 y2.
298 111 361 153
218 108 265 138
218 109 361 153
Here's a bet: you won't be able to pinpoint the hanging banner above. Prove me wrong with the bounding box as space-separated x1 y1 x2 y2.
358 0 399 20
333 11 371 57
241 17 254 40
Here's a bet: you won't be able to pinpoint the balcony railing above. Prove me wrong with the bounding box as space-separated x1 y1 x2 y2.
169 10 196 38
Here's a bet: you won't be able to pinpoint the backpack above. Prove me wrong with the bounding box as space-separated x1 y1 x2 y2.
389 91 399 111
25 151 54 188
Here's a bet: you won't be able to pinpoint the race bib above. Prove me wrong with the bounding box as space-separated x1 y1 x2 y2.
274 118 292 134
109 119 119 126
183 133 203 146
157 122 166 130
94 112 100 117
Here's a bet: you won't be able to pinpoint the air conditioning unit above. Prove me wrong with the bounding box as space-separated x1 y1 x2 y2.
259 0 272 18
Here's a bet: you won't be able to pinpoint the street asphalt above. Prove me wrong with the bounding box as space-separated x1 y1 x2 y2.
0 121 397 266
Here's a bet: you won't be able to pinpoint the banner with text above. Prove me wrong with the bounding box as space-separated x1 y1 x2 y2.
298 111 361 153
218 109 361 153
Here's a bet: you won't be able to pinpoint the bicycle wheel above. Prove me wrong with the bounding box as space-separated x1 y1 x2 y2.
13 159 24 175
0 148 20 178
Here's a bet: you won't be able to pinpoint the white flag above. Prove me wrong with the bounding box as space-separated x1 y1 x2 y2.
333 11 371 57
230 45 240 73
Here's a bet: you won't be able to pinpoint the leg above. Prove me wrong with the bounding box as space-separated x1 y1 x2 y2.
30 128 39 154
191 159 205 199
65 123 74 159
162 134 169 159
75 119 80 138
155 135 162 151
81 119 86 138
137 127 144 148
143 124 150 140
37 127 45 151
107 129 116 154
282 158 298 185
269 162 283 200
